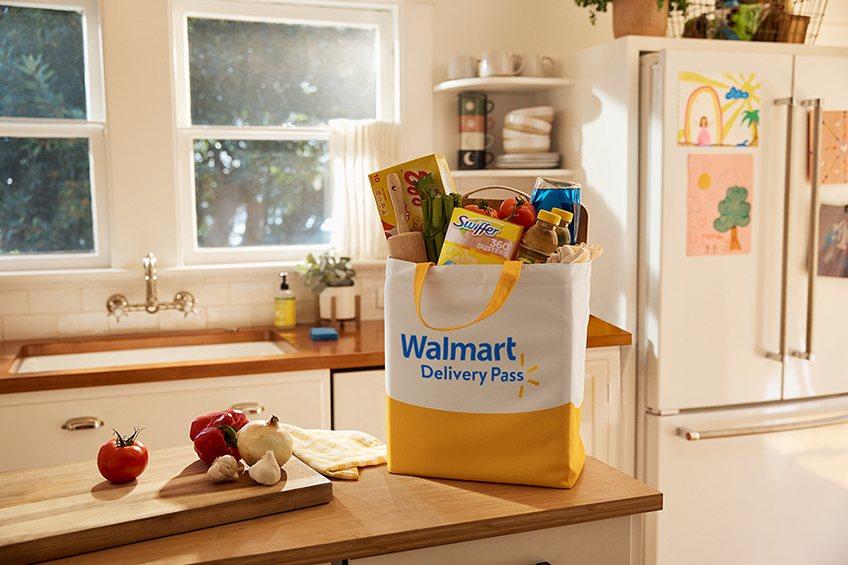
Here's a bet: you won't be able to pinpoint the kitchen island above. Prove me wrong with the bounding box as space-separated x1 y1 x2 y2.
33 455 660 565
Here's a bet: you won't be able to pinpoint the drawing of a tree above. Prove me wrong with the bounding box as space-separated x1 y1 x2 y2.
714 185 751 251
741 109 759 146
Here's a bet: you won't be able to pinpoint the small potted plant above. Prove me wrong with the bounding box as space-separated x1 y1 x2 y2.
296 249 358 320
575 0 689 38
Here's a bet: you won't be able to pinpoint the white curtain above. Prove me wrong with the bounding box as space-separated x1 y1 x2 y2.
329 119 400 260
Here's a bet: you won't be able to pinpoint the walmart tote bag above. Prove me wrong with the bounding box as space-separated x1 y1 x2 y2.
384 257 591 488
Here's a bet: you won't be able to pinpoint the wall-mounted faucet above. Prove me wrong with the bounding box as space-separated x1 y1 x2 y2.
107 253 199 321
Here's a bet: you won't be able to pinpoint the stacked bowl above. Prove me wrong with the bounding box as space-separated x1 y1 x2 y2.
495 105 560 169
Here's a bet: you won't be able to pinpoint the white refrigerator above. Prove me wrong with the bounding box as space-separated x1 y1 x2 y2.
562 38 848 564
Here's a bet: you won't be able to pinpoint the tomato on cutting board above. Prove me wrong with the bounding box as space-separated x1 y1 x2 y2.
97 428 149 483
498 197 536 230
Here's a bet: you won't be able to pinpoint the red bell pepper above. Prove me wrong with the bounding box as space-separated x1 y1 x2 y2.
189 409 249 464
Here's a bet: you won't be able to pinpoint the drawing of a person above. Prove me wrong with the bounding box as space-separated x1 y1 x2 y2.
697 116 711 146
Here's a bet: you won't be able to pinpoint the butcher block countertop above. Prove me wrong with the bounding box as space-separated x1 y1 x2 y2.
39 456 660 565
0 316 630 395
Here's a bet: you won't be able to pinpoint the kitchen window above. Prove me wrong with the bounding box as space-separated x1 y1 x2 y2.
0 0 109 271
173 0 397 265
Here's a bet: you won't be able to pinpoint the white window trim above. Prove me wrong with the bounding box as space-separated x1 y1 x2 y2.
0 0 110 272
171 0 398 266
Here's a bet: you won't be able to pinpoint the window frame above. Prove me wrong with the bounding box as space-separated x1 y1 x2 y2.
171 0 398 265
0 0 110 272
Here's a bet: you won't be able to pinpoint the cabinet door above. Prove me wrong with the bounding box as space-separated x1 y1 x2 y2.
349 516 634 564
333 369 386 442
0 370 330 472
583 346 620 467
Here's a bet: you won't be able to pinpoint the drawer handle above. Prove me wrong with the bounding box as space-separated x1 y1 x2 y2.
231 402 265 416
62 416 105 431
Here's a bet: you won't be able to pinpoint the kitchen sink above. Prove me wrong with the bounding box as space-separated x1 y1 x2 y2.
11 329 298 374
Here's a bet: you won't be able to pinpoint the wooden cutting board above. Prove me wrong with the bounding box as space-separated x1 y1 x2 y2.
0 446 332 564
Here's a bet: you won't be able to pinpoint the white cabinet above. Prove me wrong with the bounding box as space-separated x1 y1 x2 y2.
583 346 622 470
0 369 330 473
332 369 386 443
349 515 637 565
332 347 623 469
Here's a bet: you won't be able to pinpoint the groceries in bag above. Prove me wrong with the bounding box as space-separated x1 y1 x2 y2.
552 208 573 247
530 177 581 245
412 173 464 262
369 154 456 240
437 207 524 265
515 209 560 264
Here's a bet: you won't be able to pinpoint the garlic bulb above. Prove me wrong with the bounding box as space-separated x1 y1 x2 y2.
236 414 293 466
248 450 282 486
207 455 240 483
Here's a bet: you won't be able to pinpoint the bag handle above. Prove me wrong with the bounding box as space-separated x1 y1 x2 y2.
413 261 522 331
462 185 531 200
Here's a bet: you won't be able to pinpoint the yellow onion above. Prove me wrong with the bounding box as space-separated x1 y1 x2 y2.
236 414 293 466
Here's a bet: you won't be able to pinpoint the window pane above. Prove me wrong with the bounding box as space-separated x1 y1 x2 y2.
0 137 94 254
0 5 87 119
194 139 330 248
188 17 377 127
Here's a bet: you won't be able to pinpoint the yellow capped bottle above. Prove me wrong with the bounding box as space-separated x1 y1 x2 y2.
274 272 296 329
552 207 574 247
516 209 560 264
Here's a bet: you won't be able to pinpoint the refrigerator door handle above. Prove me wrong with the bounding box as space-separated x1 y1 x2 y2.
766 97 796 365
791 98 824 363
677 411 848 441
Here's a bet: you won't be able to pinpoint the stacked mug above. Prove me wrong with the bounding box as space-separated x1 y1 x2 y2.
457 92 494 170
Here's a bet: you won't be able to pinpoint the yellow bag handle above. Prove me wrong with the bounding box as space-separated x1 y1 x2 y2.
413 261 523 331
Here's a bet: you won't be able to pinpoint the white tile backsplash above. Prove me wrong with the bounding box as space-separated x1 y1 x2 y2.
4 314 59 341
0 264 386 343
0 291 29 316
29 288 83 315
57 312 110 337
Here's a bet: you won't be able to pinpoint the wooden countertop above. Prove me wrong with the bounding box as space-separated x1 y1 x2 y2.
41 456 661 565
0 316 630 395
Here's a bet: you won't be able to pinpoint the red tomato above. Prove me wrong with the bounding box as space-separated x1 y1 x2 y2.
97 428 149 483
464 203 499 219
498 197 536 230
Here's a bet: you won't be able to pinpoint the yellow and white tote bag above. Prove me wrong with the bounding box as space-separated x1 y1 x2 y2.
384 257 591 488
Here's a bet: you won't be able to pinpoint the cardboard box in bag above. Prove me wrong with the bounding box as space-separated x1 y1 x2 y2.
369 154 456 239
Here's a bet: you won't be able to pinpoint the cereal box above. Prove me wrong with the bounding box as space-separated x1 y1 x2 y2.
369 154 456 239
437 208 524 265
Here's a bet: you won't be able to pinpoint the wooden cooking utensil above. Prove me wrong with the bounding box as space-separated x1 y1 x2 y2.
387 173 429 263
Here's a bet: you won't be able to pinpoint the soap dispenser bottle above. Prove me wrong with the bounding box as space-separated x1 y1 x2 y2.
274 272 296 329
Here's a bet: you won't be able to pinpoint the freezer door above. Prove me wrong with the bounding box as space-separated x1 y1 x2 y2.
783 54 848 399
643 49 793 411
644 396 848 565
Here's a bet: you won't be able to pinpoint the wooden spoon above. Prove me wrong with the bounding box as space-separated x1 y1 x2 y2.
387 173 428 263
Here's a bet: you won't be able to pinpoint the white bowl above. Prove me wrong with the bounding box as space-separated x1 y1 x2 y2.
503 113 552 135
503 137 551 154
502 128 550 144
506 105 555 123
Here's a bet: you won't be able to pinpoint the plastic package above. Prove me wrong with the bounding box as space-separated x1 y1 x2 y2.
530 178 581 245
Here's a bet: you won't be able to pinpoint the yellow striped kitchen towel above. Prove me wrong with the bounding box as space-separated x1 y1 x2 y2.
281 424 387 480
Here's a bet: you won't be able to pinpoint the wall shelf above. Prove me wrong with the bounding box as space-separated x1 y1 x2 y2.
452 168 574 178
434 77 573 94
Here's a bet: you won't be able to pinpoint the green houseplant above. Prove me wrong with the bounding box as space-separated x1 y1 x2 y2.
296 249 356 296
576 0 690 37
296 249 358 320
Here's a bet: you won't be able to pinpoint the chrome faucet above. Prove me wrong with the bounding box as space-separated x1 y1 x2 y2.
107 253 199 321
